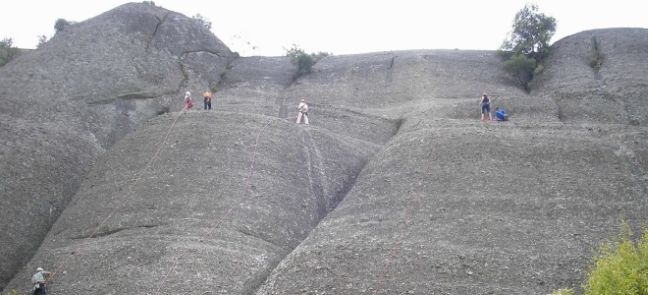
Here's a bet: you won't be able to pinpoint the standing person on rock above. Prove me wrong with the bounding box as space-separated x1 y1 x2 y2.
296 99 309 125
31 267 52 295
480 93 492 121
184 91 194 110
203 89 213 110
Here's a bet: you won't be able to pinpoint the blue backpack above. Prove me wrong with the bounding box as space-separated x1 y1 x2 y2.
495 108 508 121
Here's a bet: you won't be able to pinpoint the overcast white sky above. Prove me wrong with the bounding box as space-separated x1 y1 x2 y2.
1 0 647 56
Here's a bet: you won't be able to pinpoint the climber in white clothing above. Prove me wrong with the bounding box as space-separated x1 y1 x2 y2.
296 99 309 125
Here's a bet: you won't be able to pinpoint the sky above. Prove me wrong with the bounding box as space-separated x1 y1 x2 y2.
0 0 647 56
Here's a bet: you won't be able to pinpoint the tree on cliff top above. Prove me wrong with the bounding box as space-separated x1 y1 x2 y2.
500 4 556 91
286 45 330 80
0 37 18 67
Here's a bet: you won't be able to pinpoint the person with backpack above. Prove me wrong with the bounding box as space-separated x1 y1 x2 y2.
31 267 52 295
480 93 492 121
203 90 213 110
184 91 193 110
296 99 309 124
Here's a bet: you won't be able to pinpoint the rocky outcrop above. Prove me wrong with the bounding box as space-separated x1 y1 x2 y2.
257 120 648 294
0 3 232 289
5 111 391 294
535 28 648 125
2 3 647 294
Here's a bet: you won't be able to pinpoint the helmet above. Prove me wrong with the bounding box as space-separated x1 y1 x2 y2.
36 267 43 272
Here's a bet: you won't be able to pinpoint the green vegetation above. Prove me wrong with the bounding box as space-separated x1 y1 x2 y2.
142 0 156 5
54 18 72 33
285 45 329 80
37 35 49 49
499 4 556 91
192 14 211 30
583 224 648 295
502 54 536 92
551 223 648 295
0 37 18 67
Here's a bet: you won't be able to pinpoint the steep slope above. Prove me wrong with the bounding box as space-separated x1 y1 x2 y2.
5 111 396 294
254 30 648 294
535 28 648 125
0 3 232 290
257 120 648 294
2 6 647 294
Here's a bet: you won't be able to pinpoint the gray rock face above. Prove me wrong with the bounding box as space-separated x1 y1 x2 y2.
5 111 387 294
257 121 648 294
535 28 648 125
2 5 647 294
0 3 232 289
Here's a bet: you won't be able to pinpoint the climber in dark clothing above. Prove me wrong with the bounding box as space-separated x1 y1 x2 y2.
480 93 492 121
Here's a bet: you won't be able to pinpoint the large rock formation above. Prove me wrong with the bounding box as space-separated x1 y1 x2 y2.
4 111 390 294
1 2 647 294
535 28 648 125
0 3 232 290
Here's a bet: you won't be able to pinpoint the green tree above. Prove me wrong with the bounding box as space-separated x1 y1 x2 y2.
54 18 71 33
286 45 314 79
0 37 18 67
501 3 556 61
551 224 648 295
285 45 329 80
583 225 648 295
500 4 556 91
502 54 536 91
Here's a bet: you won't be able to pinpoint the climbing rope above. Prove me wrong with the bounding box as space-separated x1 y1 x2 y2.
42 105 188 293
154 116 275 295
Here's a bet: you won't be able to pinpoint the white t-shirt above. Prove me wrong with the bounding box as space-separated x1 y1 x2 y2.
298 102 308 113
32 271 45 284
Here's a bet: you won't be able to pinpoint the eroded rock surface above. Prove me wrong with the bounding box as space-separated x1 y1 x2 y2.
6 111 389 294
0 3 232 289
535 28 648 125
1 4 647 294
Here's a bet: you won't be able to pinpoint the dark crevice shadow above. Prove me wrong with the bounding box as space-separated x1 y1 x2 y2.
249 117 406 294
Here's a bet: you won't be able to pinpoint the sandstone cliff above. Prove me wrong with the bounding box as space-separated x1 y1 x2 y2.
1 3 647 295
0 2 232 289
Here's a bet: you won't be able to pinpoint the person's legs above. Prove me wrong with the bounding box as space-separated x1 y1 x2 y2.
207 101 211 110
296 112 303 123
33 283 45 295
483 104 491 121
304 114 309 125
481 105 486 121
